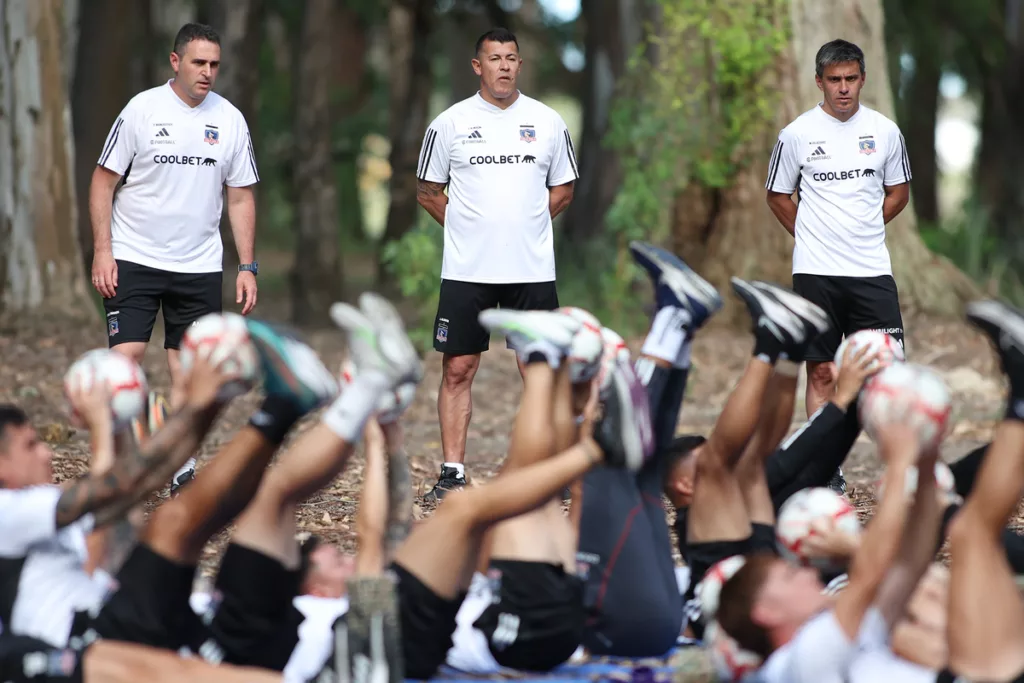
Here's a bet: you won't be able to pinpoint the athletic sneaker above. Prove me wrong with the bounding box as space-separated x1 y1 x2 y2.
731 278 829 356
170 467 195 497
246 320 339 413
629 241 723 330
593 354 655 471
424 464 467 503
330 293 423 387
131 391 169 445
826 468 848 496
478 309 580 352
966 300 1024 380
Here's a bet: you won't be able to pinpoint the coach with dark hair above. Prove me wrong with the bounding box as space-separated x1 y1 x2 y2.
415 28 580 500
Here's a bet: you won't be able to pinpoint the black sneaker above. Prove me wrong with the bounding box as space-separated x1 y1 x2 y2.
423 465 466 503
966 300 1024 380
827 468 848 496
593 356 654 471
170 468 195 497
731 278 830 360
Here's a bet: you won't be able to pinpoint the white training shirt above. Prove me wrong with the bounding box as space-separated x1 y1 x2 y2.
417 92 579 284
755 607 886 683
0 486 110 647
765 104 911 278
98 80 260 274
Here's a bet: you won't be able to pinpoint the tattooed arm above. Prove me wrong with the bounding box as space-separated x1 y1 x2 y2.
382 421 413 557
415 180 448 227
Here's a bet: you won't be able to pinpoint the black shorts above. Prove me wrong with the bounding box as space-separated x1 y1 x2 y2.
433 279 559 355
792 273 905 362
473 560 585 672
750 523 777 554
104 259 222 350
390 561 465 680
937 668 1024 683
0 636 81 683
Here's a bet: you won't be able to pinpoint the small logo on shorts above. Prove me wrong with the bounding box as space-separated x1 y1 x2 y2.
436 319 448 343
106 311 119 337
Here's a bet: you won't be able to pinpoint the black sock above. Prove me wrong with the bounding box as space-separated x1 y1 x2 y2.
526 351 548 365
948 443 989 499
752 331 784 365
248 394 304 445
1006 393 1024 422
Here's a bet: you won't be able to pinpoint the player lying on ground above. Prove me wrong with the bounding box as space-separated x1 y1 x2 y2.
716 405 944 683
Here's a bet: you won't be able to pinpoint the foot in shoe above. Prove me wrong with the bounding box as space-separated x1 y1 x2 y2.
330 294 423 386
423 464 466 502
966 300 1024 402
731 278 820 363
750 280 830 362
479 309 580 365
246 320 339 413
591 355 654 471
629 241 723 330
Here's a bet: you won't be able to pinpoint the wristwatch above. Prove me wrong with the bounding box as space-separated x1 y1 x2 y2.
238 261 259 277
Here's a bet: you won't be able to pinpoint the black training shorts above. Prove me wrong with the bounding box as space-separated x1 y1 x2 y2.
390 562 465 680
104 259 222 351
792 273 905 363
473 560 585 672
432 279 558 356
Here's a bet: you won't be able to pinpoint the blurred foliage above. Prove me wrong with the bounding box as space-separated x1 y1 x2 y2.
381 217 444 352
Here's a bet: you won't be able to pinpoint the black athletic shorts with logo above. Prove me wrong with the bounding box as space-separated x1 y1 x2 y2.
792 273 905 363
473 560 585 672
390 561 466 680
0 636 82 683
432 279 559 356
89 543 300 670
104 259 222 351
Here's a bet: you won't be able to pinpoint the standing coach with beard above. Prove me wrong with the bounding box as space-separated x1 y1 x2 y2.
89 23 260 495
416 28 580 501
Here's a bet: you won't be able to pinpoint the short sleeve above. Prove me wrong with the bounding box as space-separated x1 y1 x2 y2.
417 115 453 184
785 611 856 682
225 115 259 188
97 104 138 176
547 114 579 186
883 125 912 186
765 128 801 194
0 486 61 556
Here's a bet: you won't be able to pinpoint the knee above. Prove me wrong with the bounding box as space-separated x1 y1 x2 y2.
144 499 194 553
807 362 836 389
441 355 480 391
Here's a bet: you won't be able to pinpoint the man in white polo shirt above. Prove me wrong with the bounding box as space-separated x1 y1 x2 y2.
416 27 579 500
765 39 912 493
90 23 260 494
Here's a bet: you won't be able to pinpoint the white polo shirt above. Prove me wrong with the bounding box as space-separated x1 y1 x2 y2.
765 104 911 278
98 81 260 274
417 92 579 284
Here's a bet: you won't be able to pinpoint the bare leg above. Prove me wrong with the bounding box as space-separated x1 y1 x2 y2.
438 353 480 467
805 360 836 419
392 439 604 600
166 349 185 410
81 641 282 683
110 341 147 366
946 420 1024 679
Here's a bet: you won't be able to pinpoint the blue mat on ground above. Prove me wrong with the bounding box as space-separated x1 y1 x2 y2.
414 646 685 682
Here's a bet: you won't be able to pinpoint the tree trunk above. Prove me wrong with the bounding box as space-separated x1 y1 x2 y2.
377 0 435 286
289 0 342 325
0 0 90 315
561 0 642 245
901 43 941 225
147 0 196 83
72 0 146 274
332 2 371 247
669 0 975 326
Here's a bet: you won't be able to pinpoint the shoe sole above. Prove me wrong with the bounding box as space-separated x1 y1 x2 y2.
752 281 830 334
731 278 808 341
606 357 653 471
359 293 423 382
966 300 1024 349
630 242 722 315
478 310 579 348
247 321 337 404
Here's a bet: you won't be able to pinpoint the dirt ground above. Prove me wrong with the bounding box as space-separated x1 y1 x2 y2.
1 306 1019 577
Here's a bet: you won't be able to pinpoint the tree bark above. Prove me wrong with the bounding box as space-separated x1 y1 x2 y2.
72 0 145 273
668 0 975 326
377 0 435 285
332 2 371 246
901 43 941 225
289 0 342 325
0 0 90 315
561 0 642 245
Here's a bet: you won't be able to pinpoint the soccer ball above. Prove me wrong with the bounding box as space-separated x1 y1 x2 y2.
557 307 604 384
705 621 762 682
64 349 148 432
340 360 416 424
834 329 905 373
876 461 958 502
597 327 631 392
695 555 746 622
776 487 861 572
178 313 260 399
859 363 952 450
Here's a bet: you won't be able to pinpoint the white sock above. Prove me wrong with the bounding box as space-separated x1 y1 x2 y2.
676 341 693 369
173 458 196 481
519 339 563 368
322 370 389 442
641 307 691 365
443 462 466 478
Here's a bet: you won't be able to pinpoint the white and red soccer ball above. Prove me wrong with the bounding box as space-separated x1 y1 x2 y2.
834 329 905 374
695 555 747 622
705 620 763 682
876 461 958 502
557 307 605 384
776 487 861 572
178 312 260 398
340 360 416 424
858 362 952 450
64 349 148 432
